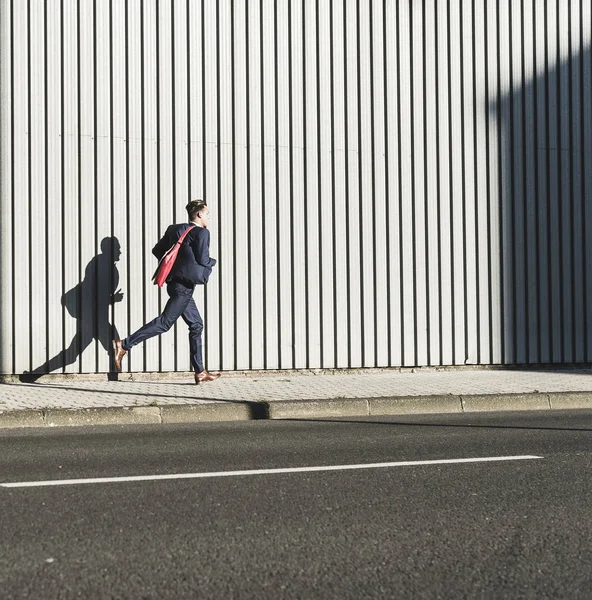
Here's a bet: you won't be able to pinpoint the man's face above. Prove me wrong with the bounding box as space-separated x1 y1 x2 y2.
199 209 210 228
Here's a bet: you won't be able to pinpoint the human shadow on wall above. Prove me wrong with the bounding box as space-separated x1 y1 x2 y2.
21 237 123 381
492 43 592 366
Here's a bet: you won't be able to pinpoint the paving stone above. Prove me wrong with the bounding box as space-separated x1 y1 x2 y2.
161 403 255 423
461 393 551 413
0 410 45 428
548 392 592 410
266 399 369 419
44 407 162 427
369 395 462 415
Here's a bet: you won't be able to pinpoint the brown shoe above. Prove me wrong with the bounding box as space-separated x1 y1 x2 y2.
195 370 222 384
113 340 127 371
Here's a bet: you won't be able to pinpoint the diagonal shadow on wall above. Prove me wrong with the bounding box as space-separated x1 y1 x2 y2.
492 42 592 366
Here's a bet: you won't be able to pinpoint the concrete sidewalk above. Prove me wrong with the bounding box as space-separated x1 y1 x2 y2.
2 367 592 428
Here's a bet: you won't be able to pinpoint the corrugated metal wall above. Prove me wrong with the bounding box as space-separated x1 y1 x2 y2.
1 0 591 375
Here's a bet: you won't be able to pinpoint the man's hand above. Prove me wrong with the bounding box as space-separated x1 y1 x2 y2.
112 288 124 303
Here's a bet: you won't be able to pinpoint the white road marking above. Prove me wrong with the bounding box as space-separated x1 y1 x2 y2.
0 455 542 488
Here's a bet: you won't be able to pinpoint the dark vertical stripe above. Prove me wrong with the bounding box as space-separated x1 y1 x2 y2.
156 0 162 371
109 0 115 372
422 0 430 365
435 0 444 365
396 0 404 365
288 0 296 369
356 0 364 366
76 1 82 371
555 0 564 363
370 0 378 365
495 0 504 363
10 0 15 373
508 0 516 364
316 0 324 366
383 0 391 366
484 0 493 363
544 0 553 362
344 0 351 367
171 0 178 370
44 0 49 367
171 1 176 216
409 0 418 366
186 0 191 205
471 0 480 363
460 0 469 364
140 0 147 371
27 0 32 370
93 0 99 371
532 0 541 363
185 2 193 367
520 0 529 363
60 0 65 371
245 2 253 370
124 0 130 372
579 0 588 360
231 0 238 370
216 0 222 370
259 0 267 369
201 0 207 367
330 0 337 367
185 6 192 371
302 0 310 369
568 0 576 361
274 0 281 368
448 0 457 363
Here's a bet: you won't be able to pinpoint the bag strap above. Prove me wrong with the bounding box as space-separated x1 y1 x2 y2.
177 223 197 245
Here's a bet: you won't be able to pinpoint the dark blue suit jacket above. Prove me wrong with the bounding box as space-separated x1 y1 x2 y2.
152 223 217 286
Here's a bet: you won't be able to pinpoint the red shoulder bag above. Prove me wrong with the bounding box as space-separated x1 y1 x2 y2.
152 225 196 287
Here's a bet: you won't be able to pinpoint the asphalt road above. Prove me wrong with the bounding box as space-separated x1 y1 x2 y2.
1 410 592 599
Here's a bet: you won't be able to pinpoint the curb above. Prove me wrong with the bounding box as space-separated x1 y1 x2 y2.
1 391 592 428
0 402 266 429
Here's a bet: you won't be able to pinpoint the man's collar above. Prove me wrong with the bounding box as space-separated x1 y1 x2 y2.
190 221 203 228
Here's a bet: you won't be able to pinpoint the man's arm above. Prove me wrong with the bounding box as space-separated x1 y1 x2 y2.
152 226 172 260
191 228 217 268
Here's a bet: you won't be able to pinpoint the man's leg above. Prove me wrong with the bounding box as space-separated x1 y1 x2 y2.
180 297 204 373
120 283 193 352
181 297 221 383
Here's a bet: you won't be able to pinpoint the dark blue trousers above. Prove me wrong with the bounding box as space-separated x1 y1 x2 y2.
122 282 204 373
